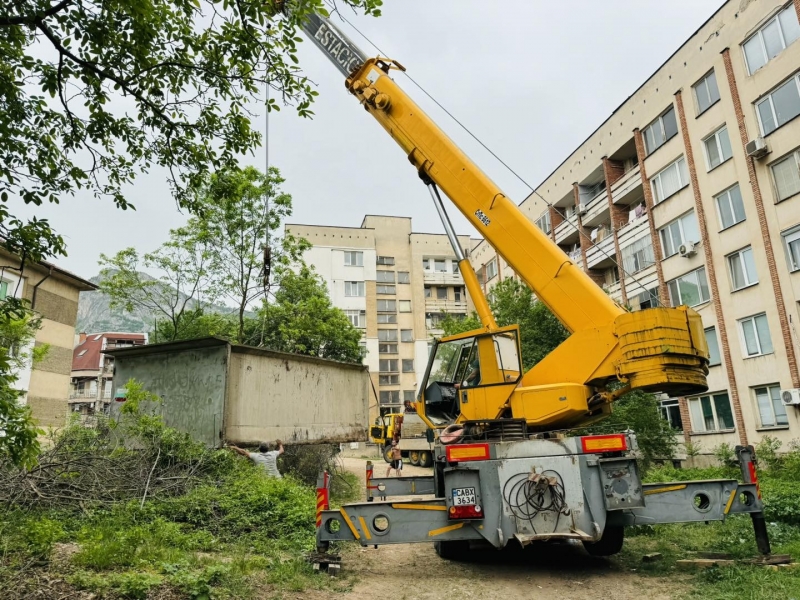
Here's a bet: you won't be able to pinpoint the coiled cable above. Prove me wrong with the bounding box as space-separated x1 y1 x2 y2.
502 470 569 534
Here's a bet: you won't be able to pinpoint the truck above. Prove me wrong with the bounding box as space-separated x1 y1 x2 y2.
370 411 434 467
275 5 773 561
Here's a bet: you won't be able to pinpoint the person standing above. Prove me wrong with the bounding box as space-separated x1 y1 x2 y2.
229 440 284 478
386 440 402 477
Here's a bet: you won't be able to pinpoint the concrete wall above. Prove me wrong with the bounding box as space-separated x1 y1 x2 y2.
225 348 369 445
112 345 228 447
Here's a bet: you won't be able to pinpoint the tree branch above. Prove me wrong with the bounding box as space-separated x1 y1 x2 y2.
0 0 71 27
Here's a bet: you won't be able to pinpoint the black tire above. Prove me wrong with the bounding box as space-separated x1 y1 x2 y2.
409 451 421 466
418 451 433 468
582 525 624 557
434 540 469 560
382 444 393 464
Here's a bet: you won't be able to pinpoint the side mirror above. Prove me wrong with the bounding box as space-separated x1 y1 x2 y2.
425 428 435 444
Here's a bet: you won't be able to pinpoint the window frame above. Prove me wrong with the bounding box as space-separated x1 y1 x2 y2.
378 343 398 354
693 70 721 115
376 284 396 295
397 271 410 284
378 329 398 342
642 105 678 156
535 212 551 235
651 156 690 204
379 390 401 405
344 309 366 328
702 125 733 171
753 384 789 428
402 359 415 373
379 359 398 373
379 374 399 386
659 211 700 259
376 270 395 283
377 313 398 324
436 287 448 300
781 224 800 271
377 299 397 313
738 313 774 358
398 300 412 313
658 398 684 431
704 326 722 366
727 246 759 291
485 259 498 281
769 149 800 202
377 256 395 266
667 266 711 307
401 329 413 343
344 281 365 297
688 391 736 433
742 4 800 75
714 184 747 230
756 74 800 136
343 251 363 266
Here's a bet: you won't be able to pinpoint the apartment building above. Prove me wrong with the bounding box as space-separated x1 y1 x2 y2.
470 0 800 454
286 216 475 418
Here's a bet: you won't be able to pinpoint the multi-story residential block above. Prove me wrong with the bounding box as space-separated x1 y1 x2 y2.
468 0 800 455
0 248 97 426
287 216 477 419
70 332 148 418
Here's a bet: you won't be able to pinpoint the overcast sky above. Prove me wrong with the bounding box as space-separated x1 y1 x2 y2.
22 0 723 279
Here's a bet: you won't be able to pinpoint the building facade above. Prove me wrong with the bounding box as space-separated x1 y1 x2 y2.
0 249 97 427
470 0 800 454
70 332 148 418
286 216 476 419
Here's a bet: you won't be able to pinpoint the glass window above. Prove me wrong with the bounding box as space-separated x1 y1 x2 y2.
403 390 416 402
754 385 789 427
377 256 395 266
345 309 366 328
378 329 398 342
651 157 689 203
398 271 410 284
377 299 396 312
379 343 398 354
401 329 413 343
452 261 460 275
435 259 447 272
621 234 655 273
343 251 363 266
436 287 448 300
535 212 551 234
715 184 746 229
743 5 800 74
0 280 8 300
667 267 710 307
688 392 735 432
424 286 432 298
379 359 398 372
643 106 678 155
756 76 800 135
485 259 498 280
703 126 733 170
771 151 800 201
344 281 365 297
727 247 758 290
402 359 414 372
659 212 700 258
693 70 720 114
378 314 397 324
782 225 800 271
377 285 396 295
454 287 464 302
739 313 773 357
379 374 399 385
659 399 683 430
398 300 411 313
705 327 721 366
376 271 395 283
379 390 400 405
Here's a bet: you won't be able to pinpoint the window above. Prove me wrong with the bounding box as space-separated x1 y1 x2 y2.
782 225 800 271
642 106 678 155
435 259 447 272
424 286 432 298
743 5 800 74
659 212 700 258
358 340 367 358
379 343 398 354
754 385 789 427
379 375 399 385
452 261 460 275
377 256 395 266
379 390 400 405
770 150 800 201
78 349 87 357
715 184 746 229
535 212 551 234
0 281 7 300
651 157 689 203
727 247 758 290
757 75 800 135
345 310 366 328
401 330 413 342
403 390 416 402
436 287 448 300
703 126 733 170
659 399 683 431
398 271 410 284
635 288 659 310
621 235 655 274
402 359 414 372
343 251 363 266
344 281 365 297
705 327 722 366
377 299 396 312
688 392 735 432
379 359 398 372
485 259 498 280
739 313 773 357
377 285 396 295
667 267 710 307
426 313 446 328
378 329 398 342
378 313 397 324
398 300 411 313
693 70 720 114
454 287 464 302
376 271 395 283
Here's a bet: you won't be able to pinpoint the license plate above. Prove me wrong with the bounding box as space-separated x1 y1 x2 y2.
452 487 476 506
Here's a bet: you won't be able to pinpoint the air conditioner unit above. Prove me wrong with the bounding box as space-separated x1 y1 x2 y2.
577 203 588 216
678 241 697 257
745 137 769 159
781 388 800 406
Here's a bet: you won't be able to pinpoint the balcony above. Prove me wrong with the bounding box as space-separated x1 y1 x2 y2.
611 165 643 206
423 271 463 286
69 389 97 399
624 263 658 294
617 215 650 251
602 281 623 302
586 235 615 270
554 214 579 245
424 299 468 313
567 248 582 264
581 192 611 228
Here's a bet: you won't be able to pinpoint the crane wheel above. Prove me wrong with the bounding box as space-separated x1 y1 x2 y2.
409 451 421 466
434 540 469 560
582 525 624 556
382 445 393 464
418 451 433 468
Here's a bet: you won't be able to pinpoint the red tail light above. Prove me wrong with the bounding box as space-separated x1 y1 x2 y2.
448 504 483 520
580 434 627 454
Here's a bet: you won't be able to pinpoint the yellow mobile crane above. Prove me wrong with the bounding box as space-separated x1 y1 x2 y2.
283 6 771 560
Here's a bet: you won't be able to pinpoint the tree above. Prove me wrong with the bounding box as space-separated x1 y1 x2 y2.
190 166 308 342
0 0 382 264
98 226 215 341
151 309 238 343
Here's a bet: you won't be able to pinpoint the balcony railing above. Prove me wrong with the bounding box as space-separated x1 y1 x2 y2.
586 235 615 269
70 390 97 399
582 194 611 228
611 165 643 205
422 271 463 285
424 299 468 313
554 214 579 245
617 215 650 250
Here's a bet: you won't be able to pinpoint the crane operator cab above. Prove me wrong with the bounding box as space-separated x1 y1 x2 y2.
418 325 522 427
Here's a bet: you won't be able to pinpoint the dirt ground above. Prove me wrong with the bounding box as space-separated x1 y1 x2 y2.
333 457 685 600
